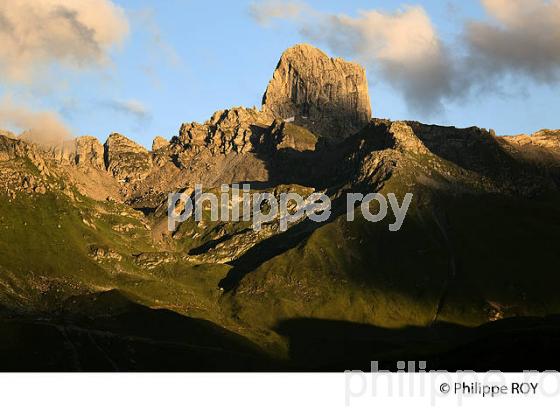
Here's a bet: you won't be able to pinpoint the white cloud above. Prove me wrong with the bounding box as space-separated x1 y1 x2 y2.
251 1 455 114
466 0 560 83
249 0 309 26
0 0 129 83
0 97 72 146
103 99 151 122
304 6 455 114
131 8 182 68
251 0 560 116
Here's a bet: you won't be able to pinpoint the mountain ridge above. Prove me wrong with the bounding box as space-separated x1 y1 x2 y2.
1 44 560 370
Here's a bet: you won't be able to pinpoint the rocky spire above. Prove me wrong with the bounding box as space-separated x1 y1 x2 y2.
262 44 372 140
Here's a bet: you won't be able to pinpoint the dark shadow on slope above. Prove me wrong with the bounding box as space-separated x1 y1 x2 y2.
258 119 557 196
408 122 516 175
218 214 331 291
3 294 560 371
133 206 157 216
252 147 335 189
217 191 358 291
0 290 279 371
407 122 557 195
276 316 560 371
217 122 397 291
251 119 394 190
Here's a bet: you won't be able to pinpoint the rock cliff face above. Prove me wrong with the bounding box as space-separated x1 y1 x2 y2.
1 44 375 204
262 44 371 140
70 136 105 169
178 107 272 154
104 133 152 182
0 132 27 161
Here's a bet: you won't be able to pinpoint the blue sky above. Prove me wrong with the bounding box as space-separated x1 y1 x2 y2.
1 0 559 148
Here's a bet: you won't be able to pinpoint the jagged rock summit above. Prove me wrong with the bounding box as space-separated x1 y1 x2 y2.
3 43 558 208
104 133 152 182
262 43 372 140
152 136 169 152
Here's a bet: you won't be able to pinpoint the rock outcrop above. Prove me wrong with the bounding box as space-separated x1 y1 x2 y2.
104 133 152 182
262 44 371 140
264 120 318 152
178 107 272 154
0 132 50 175
69 136 105 169
152 136 169 151
0 132 24 161
505 129 560 151
499 129 560 180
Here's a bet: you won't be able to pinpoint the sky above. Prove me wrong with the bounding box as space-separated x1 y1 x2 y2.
0 0 559 148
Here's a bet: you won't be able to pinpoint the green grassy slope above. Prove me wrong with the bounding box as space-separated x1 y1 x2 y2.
1 122 560 368
221 174 560 340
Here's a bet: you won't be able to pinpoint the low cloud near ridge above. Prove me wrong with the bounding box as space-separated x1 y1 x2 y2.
0 0 128 145
251 0 560 116
0 97 72 146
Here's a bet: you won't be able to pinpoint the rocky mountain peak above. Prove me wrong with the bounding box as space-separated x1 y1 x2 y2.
105 133 148 153
262 43 372 140
178 107 272 154
71 136 105 169
152 136 169 151
104 133 152 182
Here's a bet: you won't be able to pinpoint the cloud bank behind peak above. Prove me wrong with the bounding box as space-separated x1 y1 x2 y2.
251 0 560 117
